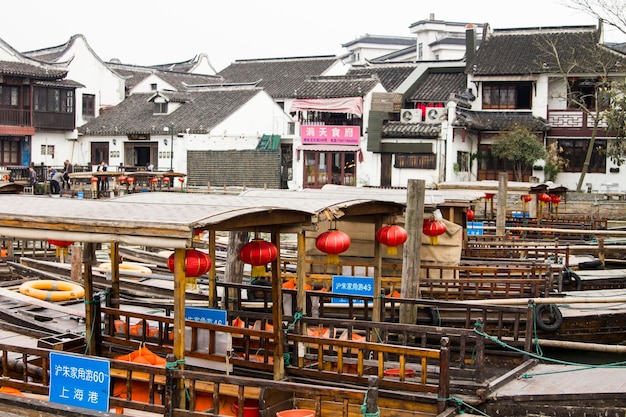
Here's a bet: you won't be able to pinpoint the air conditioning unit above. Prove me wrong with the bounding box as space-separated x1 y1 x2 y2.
424 107 444 123
400 109 420 123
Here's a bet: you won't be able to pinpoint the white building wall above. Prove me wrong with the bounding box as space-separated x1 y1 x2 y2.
130 74 176 94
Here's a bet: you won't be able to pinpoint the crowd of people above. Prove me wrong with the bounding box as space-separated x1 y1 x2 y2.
28 159 75 195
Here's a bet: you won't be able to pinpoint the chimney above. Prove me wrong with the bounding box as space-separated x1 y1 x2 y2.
465 24 476 72
429 13 435 20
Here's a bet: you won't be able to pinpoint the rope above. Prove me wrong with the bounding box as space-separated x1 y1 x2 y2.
443 396 491 416
473 322 626 378
284 311 305 333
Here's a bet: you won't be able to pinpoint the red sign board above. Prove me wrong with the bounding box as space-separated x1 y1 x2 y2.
301 125 360 145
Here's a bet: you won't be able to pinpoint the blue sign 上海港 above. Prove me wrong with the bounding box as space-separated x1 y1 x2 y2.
185 307 227 325
466 221 484 236
49 352 110 412
331 276 374 304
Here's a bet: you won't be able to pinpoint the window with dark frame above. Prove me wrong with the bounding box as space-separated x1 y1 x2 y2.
456 151 470 172
558 138 606 173
482 82 532 109
154 102 168 114
82 94 96 117
394 153 436 169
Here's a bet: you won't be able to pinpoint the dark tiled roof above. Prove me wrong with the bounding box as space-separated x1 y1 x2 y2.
106 61 224 91
293 75 381 98
469 26 626 76
35 79 85 88
78 87 262 136
410 71 467 102
341 35 415 48
347 64 419 92
370 45 417 63
382 121 440 138
0 60 67 79
217 56 339 99
454 109 550 131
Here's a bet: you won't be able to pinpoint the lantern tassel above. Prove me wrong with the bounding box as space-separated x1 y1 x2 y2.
251 265 266 277
186 277 198 290
430 236 438 245
386 246 398 256
327 254 339 264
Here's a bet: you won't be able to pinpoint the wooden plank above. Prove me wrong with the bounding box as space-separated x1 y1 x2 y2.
0 287 85 318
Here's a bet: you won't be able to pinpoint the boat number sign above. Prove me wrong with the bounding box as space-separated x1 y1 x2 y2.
185 307 227 324
331 276 374 304
49 352 111 412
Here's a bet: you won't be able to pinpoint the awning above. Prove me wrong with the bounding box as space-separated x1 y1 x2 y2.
289 97 363 117
257 134 281 150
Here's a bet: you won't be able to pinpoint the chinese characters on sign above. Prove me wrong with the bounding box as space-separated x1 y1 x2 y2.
49 352 110 412
301 125 361 145
331 276 374 304
185 307 227 325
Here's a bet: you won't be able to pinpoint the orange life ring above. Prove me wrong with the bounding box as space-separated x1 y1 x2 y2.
18 280 85 301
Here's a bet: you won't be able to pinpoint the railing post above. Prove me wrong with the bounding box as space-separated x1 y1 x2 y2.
363 376 379 417
474 320 485 383
164 353 178 417
93 293 102 356
437 337 450 414
525 301 534 360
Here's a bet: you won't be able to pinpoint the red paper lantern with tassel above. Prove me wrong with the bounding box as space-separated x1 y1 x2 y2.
47 240 74 257
167 248 212 277
376 225 408 255
422 218 446 245
466 208 475 222
315 229 351 264
239 239 278 278
538 193 551 204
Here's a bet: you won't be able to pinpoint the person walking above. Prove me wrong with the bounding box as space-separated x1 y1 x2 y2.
97 161 109 196
28 167 37 194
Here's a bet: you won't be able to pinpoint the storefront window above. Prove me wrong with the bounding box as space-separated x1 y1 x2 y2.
304 151 357 188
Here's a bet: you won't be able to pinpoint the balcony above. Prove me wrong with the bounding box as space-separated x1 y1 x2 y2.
0 109 30 126
33 112 76 131
547 110 608 137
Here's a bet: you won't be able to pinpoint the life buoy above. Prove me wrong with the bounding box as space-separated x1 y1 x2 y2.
562 270 582 291
535 304 563 332
19 280 85 302
98 262 152 274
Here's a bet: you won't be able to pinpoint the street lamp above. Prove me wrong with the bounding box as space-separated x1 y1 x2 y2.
164 123 174 171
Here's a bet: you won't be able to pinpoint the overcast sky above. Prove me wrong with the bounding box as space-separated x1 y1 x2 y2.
3 0 622 72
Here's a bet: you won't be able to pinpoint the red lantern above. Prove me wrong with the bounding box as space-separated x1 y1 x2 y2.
163 177 170 184
466 208 475 222
484 193 495 200
151 177 158 184
167 248 212 278
239 239 278 277
422 218 446 245
178 177 185 183
376 225 408 255
316 229 351 264
91 176 98 183
118 175 127 184
521 195 533 203
47 240 74 257
550 194 561 204
127 177 135 184
538 193 551 204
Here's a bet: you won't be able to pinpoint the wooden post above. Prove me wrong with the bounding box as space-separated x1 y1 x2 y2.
437 337 450 414
400 179 425 325
173 247 186 409
93 293 102 355
598 236 605 267
373 216 382 323
496 172 507 237
270 228 285 380
365 376 379 415
208 230 217 308
83 242 96 356
296 230 306 316
474 320 485 382
163 353 177 417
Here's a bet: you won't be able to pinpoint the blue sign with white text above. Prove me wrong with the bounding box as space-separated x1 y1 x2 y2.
331 276 374 304
49 352 110 412
466 221 484 236
185 307 227 325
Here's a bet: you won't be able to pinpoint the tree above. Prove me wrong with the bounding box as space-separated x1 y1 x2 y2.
604 81 626 165
567 0 626 38
534 28 625 191
491 126 547 182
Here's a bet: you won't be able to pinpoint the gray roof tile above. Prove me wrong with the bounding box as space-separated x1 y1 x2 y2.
382 121 440 138
347 64 419 92
293 75 380 98
218 56 339 99
78 87 262 136
410 71 467 102
454 109 550 131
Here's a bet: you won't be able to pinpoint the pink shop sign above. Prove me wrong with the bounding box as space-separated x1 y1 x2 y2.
301 125 361 145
